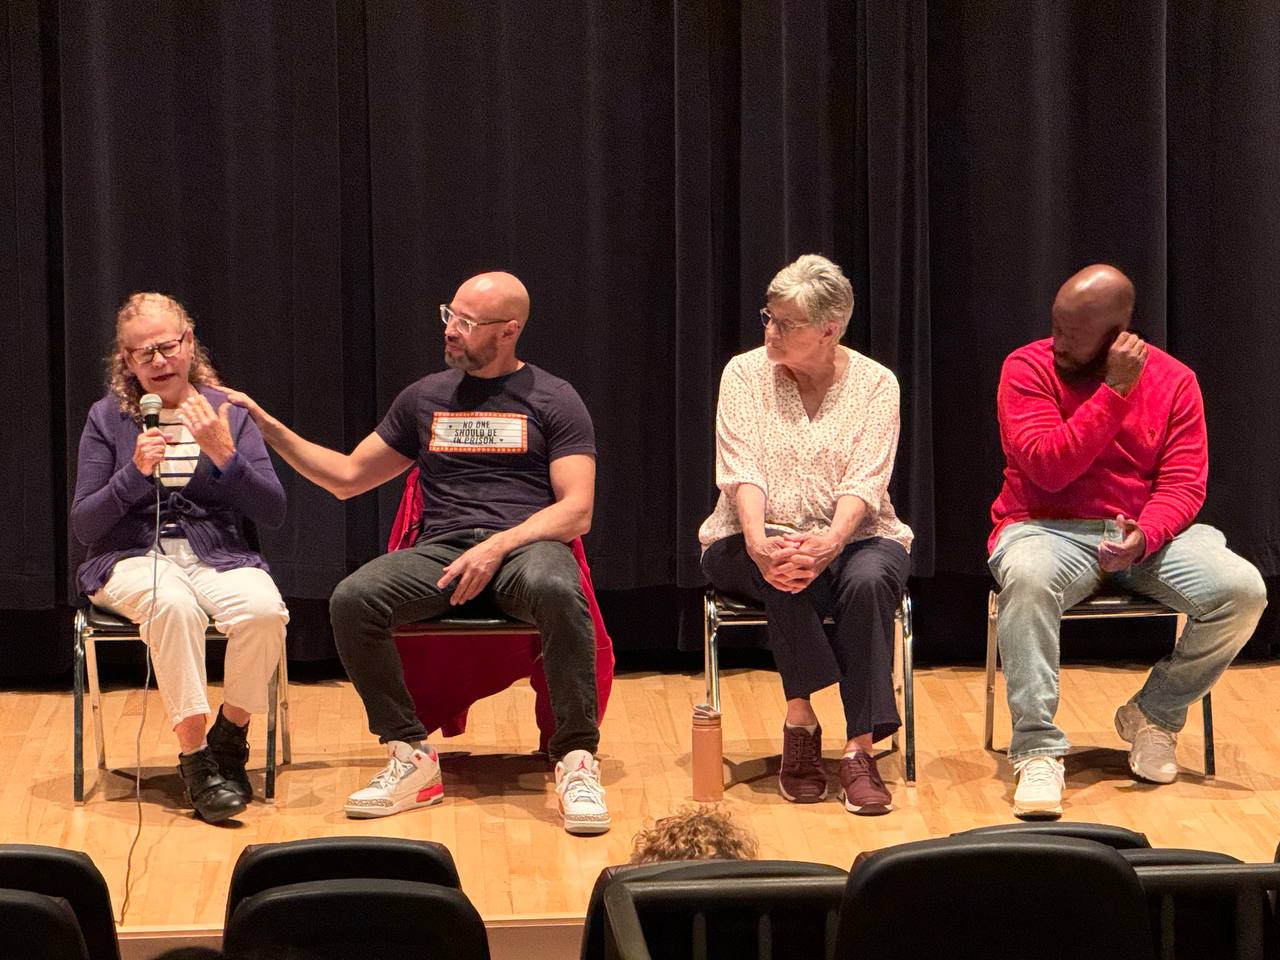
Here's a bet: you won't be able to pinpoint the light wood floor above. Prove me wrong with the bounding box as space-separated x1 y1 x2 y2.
3 660 1279 930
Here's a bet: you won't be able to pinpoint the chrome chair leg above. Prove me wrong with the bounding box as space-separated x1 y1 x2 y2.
73 611 87 804
984 590 999 753
265 662 278 801
703 590 721 713
85 635 107 774
901 593 916 783
278 641 292 765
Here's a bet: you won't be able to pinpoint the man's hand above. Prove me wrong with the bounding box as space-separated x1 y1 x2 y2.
1104 332 1148 397
133 428 167 477
438 538 507 605
223 389 268 429
178 394 236 469
1098 513 1146 572
748 534 814 594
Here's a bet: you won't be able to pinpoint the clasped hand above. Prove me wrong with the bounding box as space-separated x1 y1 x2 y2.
749 531 843 594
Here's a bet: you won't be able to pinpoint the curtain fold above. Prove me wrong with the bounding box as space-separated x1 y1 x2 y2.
0 1 1275 672
0 0 57 609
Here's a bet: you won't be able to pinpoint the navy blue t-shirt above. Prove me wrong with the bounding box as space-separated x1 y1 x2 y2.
376 363 596 540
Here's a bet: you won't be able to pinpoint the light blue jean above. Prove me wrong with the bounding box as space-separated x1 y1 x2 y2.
989 520 1267 763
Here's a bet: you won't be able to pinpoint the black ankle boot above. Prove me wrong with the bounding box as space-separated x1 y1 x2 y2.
178 747 246 822
207 707 251 801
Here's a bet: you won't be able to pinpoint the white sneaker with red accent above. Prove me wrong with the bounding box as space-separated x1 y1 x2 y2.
554 750 611 835
344 740 444 819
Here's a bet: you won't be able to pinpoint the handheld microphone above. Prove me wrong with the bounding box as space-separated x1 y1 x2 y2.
139 394 163 479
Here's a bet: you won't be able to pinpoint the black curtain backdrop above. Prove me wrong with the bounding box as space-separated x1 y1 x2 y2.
2 1 1277 675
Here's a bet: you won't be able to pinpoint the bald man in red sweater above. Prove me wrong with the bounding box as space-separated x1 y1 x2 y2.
989 264 1266 820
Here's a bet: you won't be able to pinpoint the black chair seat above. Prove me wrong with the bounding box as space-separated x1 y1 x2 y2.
83 603 225 636
395 616 539 635
1063 592 1186 619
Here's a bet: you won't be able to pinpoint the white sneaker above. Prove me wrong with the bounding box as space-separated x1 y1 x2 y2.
554 750 611 835
1012 755 1065 820
1115 702 1178 783
344 741 444 819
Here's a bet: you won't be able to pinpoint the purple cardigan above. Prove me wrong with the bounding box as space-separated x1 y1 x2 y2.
71 385 286 598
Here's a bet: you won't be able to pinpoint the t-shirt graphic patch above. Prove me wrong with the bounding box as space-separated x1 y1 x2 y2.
429 411 529 453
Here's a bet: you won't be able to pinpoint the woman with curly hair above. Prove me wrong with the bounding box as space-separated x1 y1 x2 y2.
71 293 288 822
629 805 759 864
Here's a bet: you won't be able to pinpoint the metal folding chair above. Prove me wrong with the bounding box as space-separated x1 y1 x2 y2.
983 588 1213 775
72 605 291 802
702 588 916 782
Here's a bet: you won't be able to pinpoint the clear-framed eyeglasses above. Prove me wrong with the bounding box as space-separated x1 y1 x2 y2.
126 329 190 364
439 303 510 336
759 307 805 337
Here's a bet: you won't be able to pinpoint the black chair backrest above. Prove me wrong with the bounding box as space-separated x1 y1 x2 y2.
954 820 1151 850
222 878 489 960
224 836 460 926
0 844 118 960
595 861 847 960
837 834 1156 960
1131 860 1280 960
0 889 91 960
581 860 848 960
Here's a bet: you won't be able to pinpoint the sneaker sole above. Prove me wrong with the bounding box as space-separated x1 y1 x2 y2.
1127 761 1177 785
562 816 612 836
778 782 828 804
344 786 445 820
1012 802 1062 821
840 790 892 816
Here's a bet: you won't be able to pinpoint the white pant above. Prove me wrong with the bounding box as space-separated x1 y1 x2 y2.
91 538 289 728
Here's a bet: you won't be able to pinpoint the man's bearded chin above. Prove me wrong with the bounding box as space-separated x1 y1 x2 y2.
1055 329 1119 384
444 342 496 372
1055 353 1107 384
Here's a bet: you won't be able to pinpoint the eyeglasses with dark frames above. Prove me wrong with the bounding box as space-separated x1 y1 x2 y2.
439 303 511 336
125 329 190 364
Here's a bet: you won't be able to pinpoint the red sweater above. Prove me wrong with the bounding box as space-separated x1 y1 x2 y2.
989 338 1207 559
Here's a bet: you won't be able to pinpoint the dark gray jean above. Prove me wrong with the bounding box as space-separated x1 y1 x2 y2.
329 529 600 760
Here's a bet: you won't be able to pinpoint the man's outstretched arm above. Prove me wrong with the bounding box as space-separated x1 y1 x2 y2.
225 390 412 500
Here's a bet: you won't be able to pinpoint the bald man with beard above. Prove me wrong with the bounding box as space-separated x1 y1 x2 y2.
228 272 610 834
988 264 1266 820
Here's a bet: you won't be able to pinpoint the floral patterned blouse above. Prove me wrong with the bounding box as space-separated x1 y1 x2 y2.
698 345 913 552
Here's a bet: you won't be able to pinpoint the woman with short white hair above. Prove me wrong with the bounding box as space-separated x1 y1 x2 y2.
699 254 912 815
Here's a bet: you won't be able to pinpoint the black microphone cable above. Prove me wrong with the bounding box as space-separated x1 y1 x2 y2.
118 412 163 925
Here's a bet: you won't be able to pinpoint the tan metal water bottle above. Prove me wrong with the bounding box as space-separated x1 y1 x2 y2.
691 704 723 801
